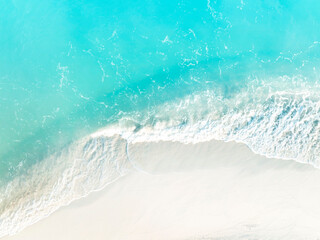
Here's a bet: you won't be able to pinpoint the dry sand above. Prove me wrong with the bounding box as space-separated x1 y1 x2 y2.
4 140 320 240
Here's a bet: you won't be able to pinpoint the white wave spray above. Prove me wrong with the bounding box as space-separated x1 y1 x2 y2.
1 75 320 237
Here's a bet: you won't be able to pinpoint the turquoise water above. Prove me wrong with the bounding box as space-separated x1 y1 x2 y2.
2 0 320 236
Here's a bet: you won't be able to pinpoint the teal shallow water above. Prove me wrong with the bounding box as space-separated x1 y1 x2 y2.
1 0 320 181
1 0 320 236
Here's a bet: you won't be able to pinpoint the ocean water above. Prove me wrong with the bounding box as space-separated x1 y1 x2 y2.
1 0 320 236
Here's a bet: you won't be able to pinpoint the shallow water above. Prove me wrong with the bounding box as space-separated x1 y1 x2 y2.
1 0 320 236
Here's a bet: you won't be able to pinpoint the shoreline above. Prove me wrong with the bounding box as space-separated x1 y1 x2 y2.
4 139 320 240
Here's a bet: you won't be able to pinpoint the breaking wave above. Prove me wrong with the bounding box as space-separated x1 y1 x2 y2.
1 74 320 237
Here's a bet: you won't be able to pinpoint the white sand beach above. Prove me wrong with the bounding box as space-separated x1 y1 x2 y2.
4 140 320 240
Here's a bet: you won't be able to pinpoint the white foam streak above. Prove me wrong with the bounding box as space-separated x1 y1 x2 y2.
1 75 320 237
0 135 130 237
94 76 320 167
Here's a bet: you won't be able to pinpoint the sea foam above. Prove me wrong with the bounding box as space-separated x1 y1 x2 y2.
0 135 129 237
1 74 320 237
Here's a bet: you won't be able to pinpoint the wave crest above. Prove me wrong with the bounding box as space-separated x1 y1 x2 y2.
2 75 320 237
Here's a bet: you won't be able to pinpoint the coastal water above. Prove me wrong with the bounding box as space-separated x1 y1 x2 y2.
1 0 320 236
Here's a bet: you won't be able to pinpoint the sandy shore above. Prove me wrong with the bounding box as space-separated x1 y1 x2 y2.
4 140 320 240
